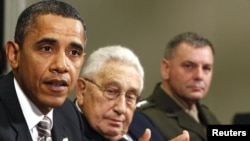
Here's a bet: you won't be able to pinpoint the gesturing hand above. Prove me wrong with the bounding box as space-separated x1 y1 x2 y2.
138 128 151 141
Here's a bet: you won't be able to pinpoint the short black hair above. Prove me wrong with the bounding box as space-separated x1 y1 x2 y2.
14 0 87 47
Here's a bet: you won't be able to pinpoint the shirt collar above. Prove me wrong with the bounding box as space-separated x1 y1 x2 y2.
160 83 199 122
14 78 54 131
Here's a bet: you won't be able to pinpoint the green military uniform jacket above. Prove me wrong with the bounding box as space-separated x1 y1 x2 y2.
138 82 220 141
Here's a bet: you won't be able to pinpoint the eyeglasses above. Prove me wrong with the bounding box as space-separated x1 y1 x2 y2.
84 78 139 105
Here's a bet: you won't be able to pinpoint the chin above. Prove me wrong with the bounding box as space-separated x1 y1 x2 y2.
103 129 121 140
48 97 66 107
106 135 122 141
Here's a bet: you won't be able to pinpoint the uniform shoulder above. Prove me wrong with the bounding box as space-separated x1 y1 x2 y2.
137 100 156 110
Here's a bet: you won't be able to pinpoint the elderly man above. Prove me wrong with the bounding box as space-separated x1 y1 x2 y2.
75 45 189 141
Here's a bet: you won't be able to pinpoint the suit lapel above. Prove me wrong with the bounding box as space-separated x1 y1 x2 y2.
173 111 206 140
52 109 69 141
1 72 33 141
150 83 206 140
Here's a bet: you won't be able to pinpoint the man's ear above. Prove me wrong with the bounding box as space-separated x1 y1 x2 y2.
161 58 170 79
5 41 20 69
76 77 87 104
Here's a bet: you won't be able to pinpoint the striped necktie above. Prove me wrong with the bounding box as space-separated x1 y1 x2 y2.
37 116 52 141
119 138 128 141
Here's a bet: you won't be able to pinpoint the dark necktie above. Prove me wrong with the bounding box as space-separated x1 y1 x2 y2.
37 116 52 141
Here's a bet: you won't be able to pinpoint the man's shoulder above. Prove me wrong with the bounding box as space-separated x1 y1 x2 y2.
130 110 164 141
53 99 84 140
54 99 78 114
137 100 156 110
199 103 216 114
198 103 220 124
53 98 82 124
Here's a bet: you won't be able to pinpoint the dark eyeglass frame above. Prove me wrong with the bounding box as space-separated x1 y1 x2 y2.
84 78 140 105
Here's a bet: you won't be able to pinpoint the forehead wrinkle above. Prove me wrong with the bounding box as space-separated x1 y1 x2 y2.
96 62 141 94
33 15 85 44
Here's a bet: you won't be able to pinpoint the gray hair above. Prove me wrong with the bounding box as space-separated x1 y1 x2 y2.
81 45 144 93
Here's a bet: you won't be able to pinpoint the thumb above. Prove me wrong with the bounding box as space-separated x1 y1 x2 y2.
181 130 190 141
169 130 190 141
138 128 151 141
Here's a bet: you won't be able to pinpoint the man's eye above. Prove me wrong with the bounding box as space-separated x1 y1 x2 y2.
126 94 137 100
204 66 211 71
69 49 81 56
127 91 138 99
41 46 52 52
105 88 119 96
125 93 138 105
184 64 192 68
203 66 212 73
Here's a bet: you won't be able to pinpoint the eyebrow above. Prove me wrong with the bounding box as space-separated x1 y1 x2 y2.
36 38 57 45
70 42 84 52
106 81 140 95
35 38 84 51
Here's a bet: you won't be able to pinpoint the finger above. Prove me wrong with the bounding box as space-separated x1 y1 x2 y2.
169 130 190 141
138 128 151 141
181 130 190 141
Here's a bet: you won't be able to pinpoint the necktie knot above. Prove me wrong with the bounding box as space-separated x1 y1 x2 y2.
120 137 128 141
37 116 52 141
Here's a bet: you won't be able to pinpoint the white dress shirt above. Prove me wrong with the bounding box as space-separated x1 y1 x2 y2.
14 78 53 141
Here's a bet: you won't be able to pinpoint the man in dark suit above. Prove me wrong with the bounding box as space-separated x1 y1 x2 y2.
75 45 157 141
75 45 189 141
0 1 87 140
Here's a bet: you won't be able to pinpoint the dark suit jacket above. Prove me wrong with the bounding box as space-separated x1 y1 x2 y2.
81 113 109 141
0 72 84 141
128 110 164 141
80 105 163 141
138 82 220 141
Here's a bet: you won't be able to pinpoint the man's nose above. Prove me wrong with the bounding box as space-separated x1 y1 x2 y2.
113 94 127 115
50 52 70 73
